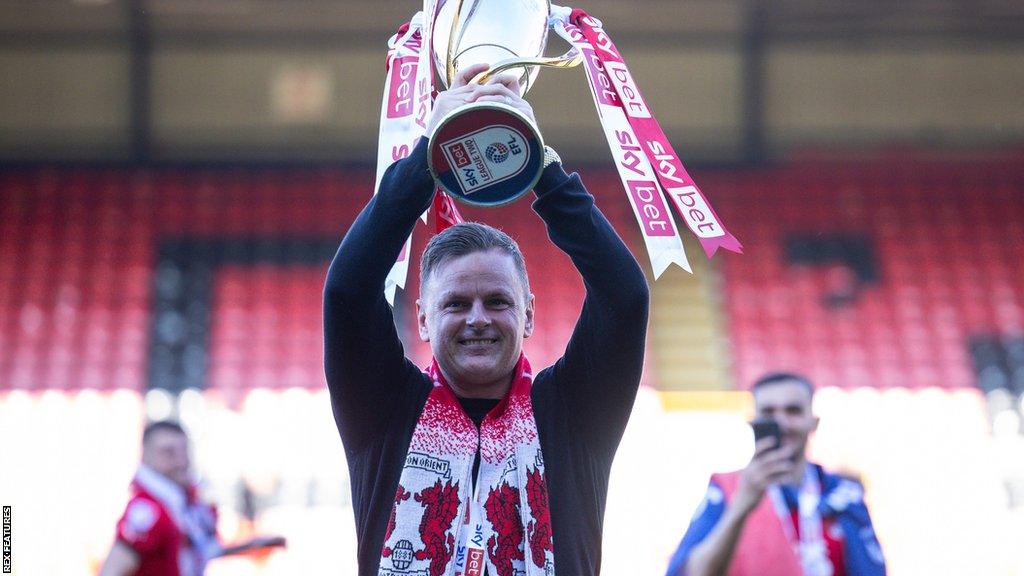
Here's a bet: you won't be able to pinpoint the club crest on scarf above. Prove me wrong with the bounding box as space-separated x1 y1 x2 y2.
379 355 555 576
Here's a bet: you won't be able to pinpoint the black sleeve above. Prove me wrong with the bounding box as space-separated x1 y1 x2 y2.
531 162 650 459
323 137 435 452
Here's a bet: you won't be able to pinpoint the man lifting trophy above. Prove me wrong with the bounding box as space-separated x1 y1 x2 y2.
325 2 740 575
373 1 741 301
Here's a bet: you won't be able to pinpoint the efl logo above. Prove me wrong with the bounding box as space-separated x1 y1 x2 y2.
484 142 510 164
626 180 674 237
605 62 650 118
441 126 529 195
386 56 417 118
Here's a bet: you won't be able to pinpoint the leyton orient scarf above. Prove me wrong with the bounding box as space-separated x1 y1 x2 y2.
379 355 554 576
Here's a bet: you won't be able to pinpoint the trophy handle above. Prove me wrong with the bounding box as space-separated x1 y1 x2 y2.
444 0 467 87
472 49 583 85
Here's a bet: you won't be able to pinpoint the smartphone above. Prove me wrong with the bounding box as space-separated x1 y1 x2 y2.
750 418 782 451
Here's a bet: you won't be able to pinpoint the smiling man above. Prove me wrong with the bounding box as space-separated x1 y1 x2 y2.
417 239 534 400
324 64 649 576
666 373 886 576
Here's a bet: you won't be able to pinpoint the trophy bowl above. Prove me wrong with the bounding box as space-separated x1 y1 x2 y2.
426 0 580 206
431 0 550 94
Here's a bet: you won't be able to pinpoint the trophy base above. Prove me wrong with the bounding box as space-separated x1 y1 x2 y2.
427 102 545 207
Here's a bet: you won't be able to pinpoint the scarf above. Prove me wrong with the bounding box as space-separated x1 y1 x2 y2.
379 355 555 576
133 465 221 576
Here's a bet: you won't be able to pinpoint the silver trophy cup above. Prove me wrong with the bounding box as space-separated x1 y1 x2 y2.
426 0 581 206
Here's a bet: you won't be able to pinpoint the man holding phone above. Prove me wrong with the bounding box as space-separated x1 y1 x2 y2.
665 373 886 576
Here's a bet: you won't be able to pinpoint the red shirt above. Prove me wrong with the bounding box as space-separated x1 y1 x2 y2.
114 475 218 576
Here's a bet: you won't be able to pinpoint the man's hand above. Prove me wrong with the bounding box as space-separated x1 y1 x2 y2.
426 63 537 135
732 438 798 514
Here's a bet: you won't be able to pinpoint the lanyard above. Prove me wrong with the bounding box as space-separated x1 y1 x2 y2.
768 465 833 576
453 448 488 576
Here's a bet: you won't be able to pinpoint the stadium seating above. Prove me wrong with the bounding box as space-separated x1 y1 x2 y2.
0 167 606 392
705 157 1024 390
3 160 1022 576
2 159 1022 393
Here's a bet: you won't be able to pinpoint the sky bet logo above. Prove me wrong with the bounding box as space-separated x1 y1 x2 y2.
386 56 417 119
605 62 650 118
465 523 486 576
442 127 529 195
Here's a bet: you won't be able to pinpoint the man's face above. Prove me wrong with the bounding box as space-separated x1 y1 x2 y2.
753 381 819 459
142 429 191 489
418 249 534 399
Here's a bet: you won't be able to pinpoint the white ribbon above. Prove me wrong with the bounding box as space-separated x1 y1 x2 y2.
452 463 488 576
549 8 691 277
375 4 437 305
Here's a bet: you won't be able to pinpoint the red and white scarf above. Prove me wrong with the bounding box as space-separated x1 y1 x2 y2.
133 465 220 576
379 355 554 576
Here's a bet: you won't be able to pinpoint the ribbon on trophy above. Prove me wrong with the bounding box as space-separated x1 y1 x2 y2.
376 3 742 300
375 2 465 305
551 7 743 275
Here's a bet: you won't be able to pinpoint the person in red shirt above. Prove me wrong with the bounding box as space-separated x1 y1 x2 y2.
99 421 285 576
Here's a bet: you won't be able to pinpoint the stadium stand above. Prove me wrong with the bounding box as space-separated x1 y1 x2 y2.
706 156 1024 391
0 167 625 393
3 160 1023 394
2 160 1023 575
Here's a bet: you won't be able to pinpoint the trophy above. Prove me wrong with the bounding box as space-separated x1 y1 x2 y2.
426 0 582 206
375 2 741 298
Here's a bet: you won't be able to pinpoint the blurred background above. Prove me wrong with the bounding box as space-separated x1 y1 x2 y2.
1 0 1023 574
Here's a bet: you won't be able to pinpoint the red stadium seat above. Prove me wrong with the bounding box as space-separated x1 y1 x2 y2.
708 157 1024 390
2 159 1023 392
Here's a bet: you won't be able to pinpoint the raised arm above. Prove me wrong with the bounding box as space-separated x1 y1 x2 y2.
681 493 751 576
323 138 435 450
532 163 650 458
324 63 531 450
